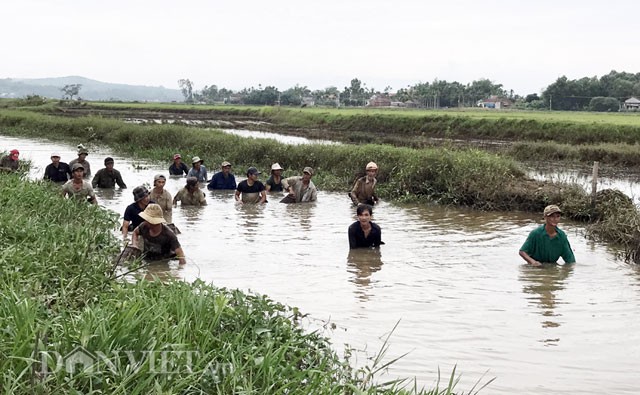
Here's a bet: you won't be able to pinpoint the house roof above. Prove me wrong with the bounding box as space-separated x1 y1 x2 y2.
625 97 640 104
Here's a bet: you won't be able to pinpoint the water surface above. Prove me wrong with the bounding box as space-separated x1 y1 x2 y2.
3 135 640 394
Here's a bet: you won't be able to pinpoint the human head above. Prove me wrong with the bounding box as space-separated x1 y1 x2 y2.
132 186 150 203
271 163 283 174
186 176 199 189
51 153 60 164
356 204 373 224
543 204 562 224
153 174 166 187
71 162 84 178
356 204 373 216
246 167 260 178
77 146 89 158
9 149 19 160
139 203 166 225
365 161 378 178
221 161 232 174
104 157 114 169
173 153 182 162
191 156 203 167
302 167 314 181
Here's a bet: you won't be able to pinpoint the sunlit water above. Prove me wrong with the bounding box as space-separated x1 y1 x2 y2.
3 134 640 394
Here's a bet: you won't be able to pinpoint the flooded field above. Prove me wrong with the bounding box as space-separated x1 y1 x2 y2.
3 134 640 394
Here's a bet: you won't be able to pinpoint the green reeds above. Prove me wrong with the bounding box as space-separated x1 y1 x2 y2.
0 109 573 212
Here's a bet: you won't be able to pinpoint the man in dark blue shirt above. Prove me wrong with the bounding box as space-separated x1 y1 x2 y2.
43 153 72 183
208 161 237 190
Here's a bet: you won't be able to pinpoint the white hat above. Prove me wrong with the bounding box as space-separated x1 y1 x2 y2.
271 163 283 171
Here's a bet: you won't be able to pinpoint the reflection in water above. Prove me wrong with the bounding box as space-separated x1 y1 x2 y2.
284 202 316 233
234 203 265 243
519 264 574 341
347 248 384 301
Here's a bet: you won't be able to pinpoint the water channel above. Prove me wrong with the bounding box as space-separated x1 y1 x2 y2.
3 133 640 394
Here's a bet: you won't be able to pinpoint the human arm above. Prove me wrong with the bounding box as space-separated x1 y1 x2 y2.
259 190 267 204
348 223 358 249
131 225 140 248
561 238 576 264
519 250 542 267
115 170 127 189
199 191 207 205
182 163 189 176
122 220 131 239
349 179 361 205
87 183 97 205
91 171 99 188
309 185 318 202
174 247 187 265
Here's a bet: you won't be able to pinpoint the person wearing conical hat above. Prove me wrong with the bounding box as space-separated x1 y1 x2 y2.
349 162 379 206
132 203 186 265
69 145 91 179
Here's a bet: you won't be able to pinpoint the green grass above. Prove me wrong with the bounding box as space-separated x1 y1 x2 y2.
1 170 486 394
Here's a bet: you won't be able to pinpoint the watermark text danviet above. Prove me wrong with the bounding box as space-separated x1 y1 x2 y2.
37 346 234 379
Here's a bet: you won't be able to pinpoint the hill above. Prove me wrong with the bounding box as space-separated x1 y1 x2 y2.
0 76 183 102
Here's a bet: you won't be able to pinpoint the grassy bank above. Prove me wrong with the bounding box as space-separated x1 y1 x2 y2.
56 102 640 144
1 171 468 394
0 109 593 214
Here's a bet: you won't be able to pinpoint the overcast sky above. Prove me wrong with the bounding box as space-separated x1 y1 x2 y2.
3 0 638 95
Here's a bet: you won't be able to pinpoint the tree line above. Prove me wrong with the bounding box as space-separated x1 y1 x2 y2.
173 70 640 111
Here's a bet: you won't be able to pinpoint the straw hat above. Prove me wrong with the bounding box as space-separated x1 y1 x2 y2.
139 204 166 225
271 163 283 171
192 156 203 164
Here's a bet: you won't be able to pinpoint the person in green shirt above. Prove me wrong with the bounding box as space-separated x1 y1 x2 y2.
519 205 576 266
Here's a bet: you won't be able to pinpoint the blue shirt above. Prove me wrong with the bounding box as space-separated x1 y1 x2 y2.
208 172 237 190
187 166 208 182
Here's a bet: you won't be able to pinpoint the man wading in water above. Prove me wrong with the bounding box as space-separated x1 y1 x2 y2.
519 205 576 266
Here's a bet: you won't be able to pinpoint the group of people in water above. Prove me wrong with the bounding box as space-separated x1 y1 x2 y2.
3 145 576 267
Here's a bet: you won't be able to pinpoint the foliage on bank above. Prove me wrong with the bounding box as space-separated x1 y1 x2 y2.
0 109 590 214
1 172 461 394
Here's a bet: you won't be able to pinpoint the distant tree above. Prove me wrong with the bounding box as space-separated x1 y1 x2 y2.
178 79 194 103
589 97 620 112
525 93 540 103
61 84 82 100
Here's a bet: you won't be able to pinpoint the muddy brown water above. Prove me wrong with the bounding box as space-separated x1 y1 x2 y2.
3 134 640 394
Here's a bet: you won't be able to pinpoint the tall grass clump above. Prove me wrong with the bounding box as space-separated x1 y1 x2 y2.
0 109 569 212
0 171 477 394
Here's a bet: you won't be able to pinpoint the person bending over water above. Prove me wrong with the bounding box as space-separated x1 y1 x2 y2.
348 204 384 249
